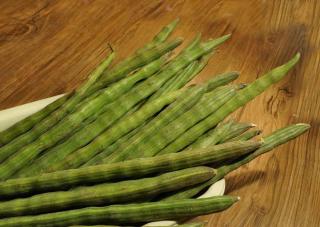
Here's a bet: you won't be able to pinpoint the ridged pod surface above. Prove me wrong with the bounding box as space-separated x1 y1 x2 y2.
156 53 300 158
0 19 180 148
84 85 205 166
0 56 167 180
0 53 115 163
129 85 239 160
46 90 184 171
162 123 310 201
0 141 261 198
0 167 215 218
0 196 238 226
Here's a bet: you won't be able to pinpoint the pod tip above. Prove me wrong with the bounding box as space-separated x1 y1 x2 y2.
286 52 301 68
256 129 263 135
169 18 180 28
250 123 257 127
296 123 311 129
203 33 232 50
232 196 241 202
218 33 232 43
238 83 247 89
223 33 232 39
176 37 184 42
229 71 240 76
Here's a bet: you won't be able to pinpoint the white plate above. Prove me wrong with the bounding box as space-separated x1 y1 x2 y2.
0 95 225 226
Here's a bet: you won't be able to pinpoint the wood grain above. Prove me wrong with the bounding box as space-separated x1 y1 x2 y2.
0 0 319 226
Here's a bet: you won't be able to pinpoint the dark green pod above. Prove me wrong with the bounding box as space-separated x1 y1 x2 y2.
0 196 238 226
0 141 260 199
162 123 310 201
0 167 215 217
156 53 300 159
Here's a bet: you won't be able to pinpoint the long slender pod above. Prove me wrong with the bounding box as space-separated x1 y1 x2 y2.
101 85 206 165
0 35 226 165
96 19 180 85
71 38 183 109
152 18 180 44
183 33 202 52
18 34 230 176
117 85 239 161
79 38 182 108
47 90 183 171
0 94 70 147
82 127 141 167
1 38 182 157
0 57 166 180
87 60 205 167
186 120 235 150
85 85 205 166
50 35 232 168
0 53 115 161
161 51 213 94
147 60 199 101
0 24 181 148
146 34 204 102
125 85 239 160
158 115 254 156
0 196 238 227
0 52 115 147
86 49 204 167
204 72 240 92
137 18 180 53
77 37 182 108
0 141 260 199
92 38 183 91
218 122 255 143
156 53 301 157
0 167 215 217
228 129 262 142
17 87 182 177
106 38 206 158
162 123 310 201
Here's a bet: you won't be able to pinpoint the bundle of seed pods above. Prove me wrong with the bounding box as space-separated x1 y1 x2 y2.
0 19 309 226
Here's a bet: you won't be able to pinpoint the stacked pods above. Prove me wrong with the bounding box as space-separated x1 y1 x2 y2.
0 19 309 226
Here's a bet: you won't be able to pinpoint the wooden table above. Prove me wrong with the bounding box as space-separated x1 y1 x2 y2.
0 0 319 226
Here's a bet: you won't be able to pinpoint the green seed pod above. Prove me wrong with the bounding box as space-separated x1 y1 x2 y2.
137 18 180 54
0 141 260 199
48 90 184 171
152 86 240 158
0 25 182 149
219 122 255 143
0 167 215 218
103 85 206 164
0 53 115 163
157 53 300 159
93 38 183 91
162 123 310 201
0 94 70 147
228 129 262 142
0 196 238 226
0 56 167 180
187 120 235 149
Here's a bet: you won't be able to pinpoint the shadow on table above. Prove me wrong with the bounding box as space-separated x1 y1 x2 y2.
225 170 267 194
